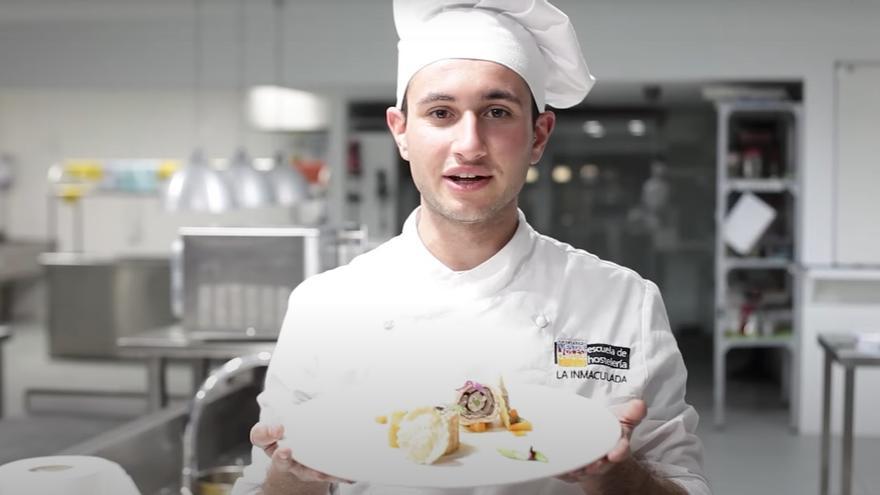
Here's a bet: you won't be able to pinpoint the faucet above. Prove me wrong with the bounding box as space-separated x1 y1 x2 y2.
180 352 272 495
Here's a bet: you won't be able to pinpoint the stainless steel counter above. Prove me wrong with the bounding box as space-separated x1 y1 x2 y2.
0 241 47 282
117 325 275 412
42 254 175 358
0 240 49 322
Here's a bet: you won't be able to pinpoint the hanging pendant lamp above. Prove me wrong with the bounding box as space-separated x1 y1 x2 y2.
226 147 274 208
165 149 234 213
164 0 234 212
268 151 308 207
223 0 273 209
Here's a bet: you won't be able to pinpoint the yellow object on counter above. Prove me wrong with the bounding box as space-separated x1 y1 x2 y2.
64 160 103 181
156 160 180 181
57 184 86 203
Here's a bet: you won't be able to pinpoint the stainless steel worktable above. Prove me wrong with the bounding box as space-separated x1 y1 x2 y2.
818 332 880 495
117 325 275 412
1 241 51 321
0 325 10 417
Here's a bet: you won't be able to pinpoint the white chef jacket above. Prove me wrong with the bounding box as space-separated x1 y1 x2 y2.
233 208 710 495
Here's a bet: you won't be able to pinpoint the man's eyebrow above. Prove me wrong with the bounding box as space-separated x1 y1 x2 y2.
417 93 455 105
415 90 523 106
483 89 522 104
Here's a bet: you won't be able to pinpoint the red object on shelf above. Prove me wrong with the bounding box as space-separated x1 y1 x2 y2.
738 289 763 335
739 302 756 335
347 140 362 176
293 158 325 184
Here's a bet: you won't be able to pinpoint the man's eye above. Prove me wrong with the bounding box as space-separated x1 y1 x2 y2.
430 109 451 119
487 108 511 118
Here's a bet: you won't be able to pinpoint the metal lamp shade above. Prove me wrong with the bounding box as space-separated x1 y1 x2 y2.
226 148 274 208
268 153 308 206
164 150 235 213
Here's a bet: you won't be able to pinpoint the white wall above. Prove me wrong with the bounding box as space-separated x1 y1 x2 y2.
0 88 292 247
800 272 880 436
834 63 880 265
4 0 880 261
3 0 880 434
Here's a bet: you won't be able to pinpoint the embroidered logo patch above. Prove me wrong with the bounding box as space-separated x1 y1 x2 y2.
585 343 631 370
554 339 631 370
554 339 588 367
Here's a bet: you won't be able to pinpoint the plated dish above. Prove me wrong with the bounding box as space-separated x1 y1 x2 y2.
278 381 619 488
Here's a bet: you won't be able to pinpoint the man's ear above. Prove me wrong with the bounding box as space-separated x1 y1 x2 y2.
530 110 556 165
386 106 409 161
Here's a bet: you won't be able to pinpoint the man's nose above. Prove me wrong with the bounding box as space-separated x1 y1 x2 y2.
451 112 487 163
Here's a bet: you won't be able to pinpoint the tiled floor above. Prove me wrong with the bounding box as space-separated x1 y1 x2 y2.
1 321 879 494
681 333 880 495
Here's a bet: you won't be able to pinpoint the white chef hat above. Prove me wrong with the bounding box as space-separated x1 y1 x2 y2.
393 0 595 111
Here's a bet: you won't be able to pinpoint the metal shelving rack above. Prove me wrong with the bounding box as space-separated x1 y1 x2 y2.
713 100 803 429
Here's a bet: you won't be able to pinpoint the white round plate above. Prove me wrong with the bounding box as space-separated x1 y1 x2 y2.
278 383 620 488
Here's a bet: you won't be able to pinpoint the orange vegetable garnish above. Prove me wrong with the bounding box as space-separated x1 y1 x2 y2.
509 409 519 423
509 420 532 432
467 422 489 433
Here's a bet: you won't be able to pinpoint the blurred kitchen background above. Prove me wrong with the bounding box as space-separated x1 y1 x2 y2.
1 1 880 494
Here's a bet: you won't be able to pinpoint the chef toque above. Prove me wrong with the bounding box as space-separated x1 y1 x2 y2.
393 0 595 111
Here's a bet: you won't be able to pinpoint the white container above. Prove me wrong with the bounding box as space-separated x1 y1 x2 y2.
0 456 141 495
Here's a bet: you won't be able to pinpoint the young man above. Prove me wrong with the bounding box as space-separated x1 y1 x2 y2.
233 1 710 494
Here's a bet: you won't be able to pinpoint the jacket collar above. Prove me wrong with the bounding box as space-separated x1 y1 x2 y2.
398 206 536 300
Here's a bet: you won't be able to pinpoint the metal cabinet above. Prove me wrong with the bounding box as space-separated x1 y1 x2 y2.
41 254 176 358
174 226 365 341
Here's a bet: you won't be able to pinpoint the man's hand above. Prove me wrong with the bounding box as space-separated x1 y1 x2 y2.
558 399 646 481
250 423 351 484
557 400 686 495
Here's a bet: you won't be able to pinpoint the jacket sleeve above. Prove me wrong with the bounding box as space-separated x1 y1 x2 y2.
231 285 327 495
632 281 712 495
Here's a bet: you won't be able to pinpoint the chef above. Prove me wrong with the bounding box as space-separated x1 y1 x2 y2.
233 1 710 494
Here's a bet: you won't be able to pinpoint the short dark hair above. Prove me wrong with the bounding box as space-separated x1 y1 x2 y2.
400 92 541 127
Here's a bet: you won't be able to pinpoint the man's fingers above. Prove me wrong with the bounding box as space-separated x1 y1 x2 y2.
605 437 630 464
600 399 644 466
556 457 611 483
272 447 315 480
272 447 293 470
313 471 355 484
557 471 580 483
271 447 352 484
621 399 647 427
251 423 285 458
255 423 352 484
611 399 647 432
584 458 610 476
558 399 646 484
250 423 284 446
292 462 353 484
249 424 267 445
270 424 284 437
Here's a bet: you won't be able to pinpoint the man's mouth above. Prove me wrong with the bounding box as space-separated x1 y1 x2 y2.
445 174 491 184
